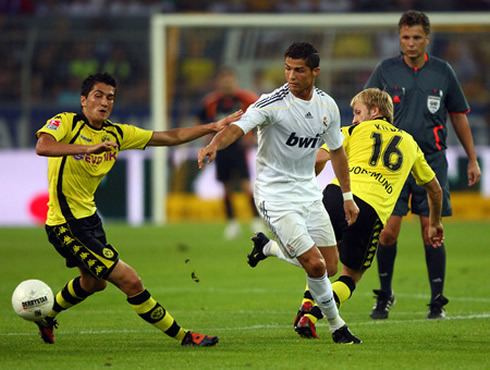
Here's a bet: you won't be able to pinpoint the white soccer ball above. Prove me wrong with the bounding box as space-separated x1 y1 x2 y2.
11 279 54 321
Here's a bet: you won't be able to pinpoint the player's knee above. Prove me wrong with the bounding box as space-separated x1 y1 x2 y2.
308 259 327 278
122 275 144 297
109 260 144 296
128 281 144 297
380 227 397 245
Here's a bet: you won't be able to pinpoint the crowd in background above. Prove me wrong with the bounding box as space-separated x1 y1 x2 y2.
2 0 489 14
0 1 489 147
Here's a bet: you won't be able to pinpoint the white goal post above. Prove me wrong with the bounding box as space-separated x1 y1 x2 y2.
150 13 490 225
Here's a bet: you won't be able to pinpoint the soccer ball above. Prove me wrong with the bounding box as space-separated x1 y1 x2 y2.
11 279 54 321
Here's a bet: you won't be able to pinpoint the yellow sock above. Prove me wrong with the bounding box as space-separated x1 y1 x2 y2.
127 290 186 342
332 280 352 307
49 277 91 318
305 313 318 324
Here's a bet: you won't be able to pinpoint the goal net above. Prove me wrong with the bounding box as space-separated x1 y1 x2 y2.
150 13 490 224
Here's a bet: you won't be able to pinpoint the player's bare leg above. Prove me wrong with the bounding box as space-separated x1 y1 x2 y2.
108 260 218 346
297 247 361 344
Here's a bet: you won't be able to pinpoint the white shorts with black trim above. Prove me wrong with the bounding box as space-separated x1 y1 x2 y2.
255 198 337 258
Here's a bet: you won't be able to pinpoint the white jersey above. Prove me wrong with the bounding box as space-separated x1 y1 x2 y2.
233 83 344 202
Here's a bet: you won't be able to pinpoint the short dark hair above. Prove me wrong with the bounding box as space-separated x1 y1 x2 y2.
284 42 320 70
81 73 117 97
398 10 430 35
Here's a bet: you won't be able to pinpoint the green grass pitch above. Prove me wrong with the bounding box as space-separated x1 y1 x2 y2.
1 220 489 369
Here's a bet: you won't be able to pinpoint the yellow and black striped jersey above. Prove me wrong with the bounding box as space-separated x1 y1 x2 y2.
37 112 152 226
325 119 435 225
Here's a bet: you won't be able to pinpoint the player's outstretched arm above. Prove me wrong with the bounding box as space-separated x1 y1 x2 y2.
36 132 118 157
148 110 243 147
198 124 244 169
424 177 444 247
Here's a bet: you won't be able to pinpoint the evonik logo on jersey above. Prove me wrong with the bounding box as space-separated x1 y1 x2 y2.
72 151 118 165
285 132 321 149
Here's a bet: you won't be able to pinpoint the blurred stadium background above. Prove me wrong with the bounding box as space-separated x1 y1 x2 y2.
1 0 489 226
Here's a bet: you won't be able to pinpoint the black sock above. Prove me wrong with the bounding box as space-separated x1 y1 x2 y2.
377 242 397 294
425 242 446 301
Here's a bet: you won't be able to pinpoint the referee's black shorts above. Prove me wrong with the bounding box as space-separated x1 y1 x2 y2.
393 151 452 217
45 212 119 280
323 184 383 271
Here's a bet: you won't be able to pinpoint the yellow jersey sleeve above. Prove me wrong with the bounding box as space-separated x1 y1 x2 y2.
110 123 153 151
37 113 77 143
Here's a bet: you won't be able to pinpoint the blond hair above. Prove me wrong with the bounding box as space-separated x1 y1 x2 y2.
350 88 394 123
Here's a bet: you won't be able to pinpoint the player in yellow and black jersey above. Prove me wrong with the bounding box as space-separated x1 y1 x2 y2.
247 88 444 339
39 111 153 226
34 72 242 346
293 88 445 337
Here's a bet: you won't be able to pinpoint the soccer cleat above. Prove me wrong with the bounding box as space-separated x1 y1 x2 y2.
247 232 269 268
427 294 449 319
370 289 395 320
332 325 362 344
181 331 219 347
294 315 319 339
293 301 320 339
293 301 313 329
35 317 58 344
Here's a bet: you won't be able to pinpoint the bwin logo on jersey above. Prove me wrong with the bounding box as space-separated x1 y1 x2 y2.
285 132 320 148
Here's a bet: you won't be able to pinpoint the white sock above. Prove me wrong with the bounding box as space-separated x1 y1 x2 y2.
264 240 303 268
326 315 345 333
306 273 339 320
262 240 276 257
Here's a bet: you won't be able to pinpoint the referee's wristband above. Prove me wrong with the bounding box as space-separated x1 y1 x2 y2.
342 191 353 201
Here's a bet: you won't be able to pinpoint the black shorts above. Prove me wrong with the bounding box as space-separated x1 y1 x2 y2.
45 212 119 280
393 151 452 217
215 142 250 183
323 184 383 271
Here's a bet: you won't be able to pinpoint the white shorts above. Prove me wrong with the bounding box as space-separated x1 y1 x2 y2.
255 199 337 258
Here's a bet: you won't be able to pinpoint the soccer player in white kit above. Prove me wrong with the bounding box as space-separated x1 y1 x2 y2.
198 42 361 344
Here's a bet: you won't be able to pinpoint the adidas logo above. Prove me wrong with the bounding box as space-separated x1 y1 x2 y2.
305 112 313 119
